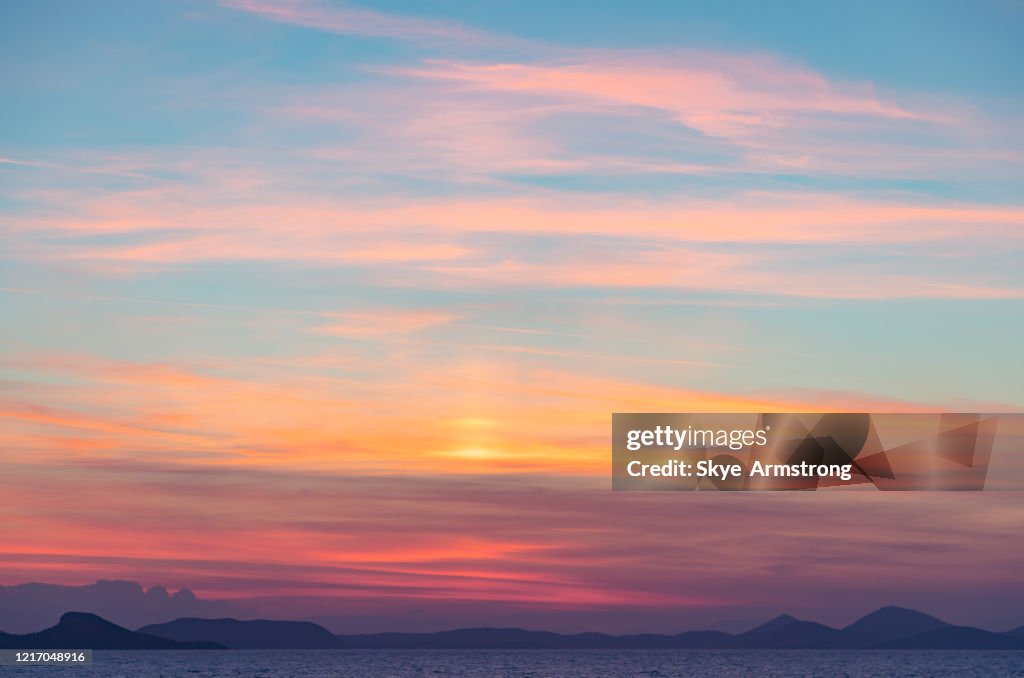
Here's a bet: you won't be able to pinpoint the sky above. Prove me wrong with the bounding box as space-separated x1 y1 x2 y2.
1 0 1023 633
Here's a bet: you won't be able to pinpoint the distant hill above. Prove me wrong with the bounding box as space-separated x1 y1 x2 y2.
744 613 801 634
885 626 1024 650
2 608 1021 650
335 611 1024 650
1006 625 1024 638
728 615 859 649
0 612 223 650
139 618 342 649
843 606 951 642
0 581 232 634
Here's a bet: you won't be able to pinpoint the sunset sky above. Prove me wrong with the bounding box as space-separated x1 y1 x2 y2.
2 0 1023 633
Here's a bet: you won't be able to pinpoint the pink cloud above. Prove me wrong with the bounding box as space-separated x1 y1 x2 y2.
3 463 1023 631
7 188 1022 299
220 0 516 48
219 0 993 177
17 188 1022 244
397 55 937 140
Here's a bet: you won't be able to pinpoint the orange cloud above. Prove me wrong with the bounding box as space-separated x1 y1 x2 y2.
0 351 936 480
313 309 460 337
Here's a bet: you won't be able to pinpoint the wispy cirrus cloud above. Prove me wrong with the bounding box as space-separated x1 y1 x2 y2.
394 55 940 139
217 0 1001 178
312 308 460 337
0 349 939 477
220 0 523 48
6 185 1022 299
222 0 996 176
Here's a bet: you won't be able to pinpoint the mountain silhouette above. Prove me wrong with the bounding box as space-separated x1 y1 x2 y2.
744 613 800 634
2 608 1022 650
728 615 859 649
334 610 1023 650
0 581 233 634
138 618 342 649
842 605 950 642
0 612 223 650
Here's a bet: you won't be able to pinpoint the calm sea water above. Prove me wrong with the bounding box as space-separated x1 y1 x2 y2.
3 650 1022 677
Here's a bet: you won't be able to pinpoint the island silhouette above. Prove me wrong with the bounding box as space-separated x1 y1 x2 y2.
2 606 1021 650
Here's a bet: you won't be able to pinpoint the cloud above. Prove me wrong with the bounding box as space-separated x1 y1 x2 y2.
0 350 938 478
5 3 1019 303
220 0 520 49
218 0 1009 182
3 461 1024 631
313 309 460 337
8 188 1021 299
396 54 938 140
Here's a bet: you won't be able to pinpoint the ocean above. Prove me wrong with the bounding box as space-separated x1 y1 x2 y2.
2 649 1022 677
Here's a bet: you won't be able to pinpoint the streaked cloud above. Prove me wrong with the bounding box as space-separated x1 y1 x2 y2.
221 0 514 48
313 309 460 337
